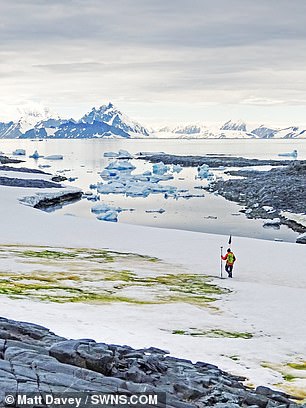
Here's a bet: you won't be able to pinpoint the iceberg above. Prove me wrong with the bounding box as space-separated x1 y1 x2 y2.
196 164 213 179
96 210 118 222
12 149 26 156
118 149 133 159
103 151 119 158
152 162 169 175
29 150 42 159
106 160 136 171
100 169 118 180
97 182 126 194
172 164 182 173
91 203 122 214
125 184 151 198
103 150 133 159
86 194 100 201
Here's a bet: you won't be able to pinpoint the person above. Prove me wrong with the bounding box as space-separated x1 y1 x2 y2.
221 248 236 278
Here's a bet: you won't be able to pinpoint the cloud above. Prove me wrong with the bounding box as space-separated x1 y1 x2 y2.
1 0 306 123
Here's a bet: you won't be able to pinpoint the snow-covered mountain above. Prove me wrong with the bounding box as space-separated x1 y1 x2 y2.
154 121 306 139
1 105 306 139
1 103 150 139
0 106 59 139
251 125 306 139
220 120 247 132
80 103 149 137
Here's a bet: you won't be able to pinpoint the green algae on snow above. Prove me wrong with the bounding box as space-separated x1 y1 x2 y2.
172 328 253 339
261 360 306 401
0 244 227 306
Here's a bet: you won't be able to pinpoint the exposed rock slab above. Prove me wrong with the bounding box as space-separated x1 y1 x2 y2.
0 177 62 189
0 317 304 407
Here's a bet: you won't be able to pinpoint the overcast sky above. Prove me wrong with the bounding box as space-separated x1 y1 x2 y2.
1 0 306 126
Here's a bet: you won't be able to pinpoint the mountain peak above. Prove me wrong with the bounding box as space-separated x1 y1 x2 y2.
220 120 247 132
16 105 60 133
80 103 149 136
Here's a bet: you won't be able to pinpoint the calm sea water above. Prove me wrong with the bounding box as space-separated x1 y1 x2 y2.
1 138 305 243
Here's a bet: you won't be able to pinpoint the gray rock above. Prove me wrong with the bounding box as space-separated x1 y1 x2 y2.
0 316 301 407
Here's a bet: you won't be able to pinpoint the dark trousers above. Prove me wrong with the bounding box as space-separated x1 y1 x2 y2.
225 264 233 277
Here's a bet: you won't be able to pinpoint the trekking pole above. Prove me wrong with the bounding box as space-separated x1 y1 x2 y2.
220 246 223 279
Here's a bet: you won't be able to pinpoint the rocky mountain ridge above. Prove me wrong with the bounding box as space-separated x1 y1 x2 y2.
1 104 306 139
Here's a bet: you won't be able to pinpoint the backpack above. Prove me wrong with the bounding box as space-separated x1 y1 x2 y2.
227 252 235 264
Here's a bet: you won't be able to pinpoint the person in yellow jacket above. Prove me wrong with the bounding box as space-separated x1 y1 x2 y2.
221 248 236 278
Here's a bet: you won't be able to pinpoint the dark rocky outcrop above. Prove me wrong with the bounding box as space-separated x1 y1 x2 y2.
0 165 48 174
0 177 62 189
33 191 82 209
137 154 296 168
51 175 68 182
208 161 306 237
0 155 24 165
0 317 304 407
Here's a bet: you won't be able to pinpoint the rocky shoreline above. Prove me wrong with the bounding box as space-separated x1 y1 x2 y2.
0 317 304 407
138 154 306 239
0 158 82 209
208 161 306 236
0 155 24 165
137 153 295 168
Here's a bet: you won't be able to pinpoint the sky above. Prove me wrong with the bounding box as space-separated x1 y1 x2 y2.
1 0 306 127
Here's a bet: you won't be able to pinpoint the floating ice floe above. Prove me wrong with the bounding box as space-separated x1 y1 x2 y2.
96 210 118 222
103 149 133 159
125 184 151 198
97 182 126 194
12 149 26 156
106 160 136 171
44 155 63 160
38 164 51 169
29 150 42 159
118 149 133 159
103 151 119 158
93 158 207 199
278 149 298 158
196 164 214 179
172 164 182 173
87 195 100 201
82 191 100 201
145 208 165 214
91 203 122 214
152 162 169 175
